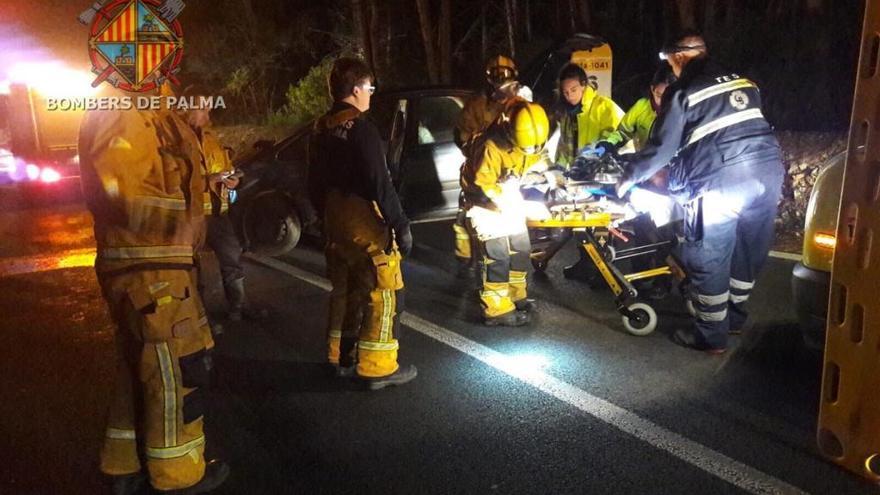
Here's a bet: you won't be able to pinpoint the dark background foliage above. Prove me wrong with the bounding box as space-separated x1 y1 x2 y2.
176 0 863 129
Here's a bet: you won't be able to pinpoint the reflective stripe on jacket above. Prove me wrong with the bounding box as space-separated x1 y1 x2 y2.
627 58 784 204
79 107 205 271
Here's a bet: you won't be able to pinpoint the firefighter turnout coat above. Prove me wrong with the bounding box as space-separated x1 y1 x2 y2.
79 106 215 491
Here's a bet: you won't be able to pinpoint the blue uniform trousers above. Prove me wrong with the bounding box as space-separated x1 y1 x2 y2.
679 166 783 349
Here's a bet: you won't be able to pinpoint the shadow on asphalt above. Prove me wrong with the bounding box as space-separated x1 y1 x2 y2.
212 355 369 396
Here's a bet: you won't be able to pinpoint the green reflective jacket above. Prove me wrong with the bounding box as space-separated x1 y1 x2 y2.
605 97 656 152
555 86 624 168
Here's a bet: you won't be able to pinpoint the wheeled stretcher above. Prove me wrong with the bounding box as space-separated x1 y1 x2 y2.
527 192 688 336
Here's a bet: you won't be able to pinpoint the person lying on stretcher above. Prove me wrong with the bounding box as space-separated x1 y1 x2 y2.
533 149 682 300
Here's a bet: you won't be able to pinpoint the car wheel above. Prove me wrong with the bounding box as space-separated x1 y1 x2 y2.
243 191 302 256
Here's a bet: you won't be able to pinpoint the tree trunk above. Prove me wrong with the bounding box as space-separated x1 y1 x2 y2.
439 0 452 84
352 0 374 69
579 0 592 32
454 15 483 58
415 0 440 84
481 4 488 63
524 0 532 41
384 4 393 77
703 0 716 33
806 0 823 14
352 0 365 57
511 0 519 39
368 0 383 82
505 0 516 58
676 0 697 29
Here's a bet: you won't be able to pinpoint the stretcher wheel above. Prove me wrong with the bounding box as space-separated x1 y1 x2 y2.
622 302 657 336
531 258 548 272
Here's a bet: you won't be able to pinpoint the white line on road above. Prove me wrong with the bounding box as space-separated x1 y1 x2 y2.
410 215 457 225
247 253 807 495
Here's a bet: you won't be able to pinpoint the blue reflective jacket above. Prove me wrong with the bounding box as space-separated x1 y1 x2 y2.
627 58 784 204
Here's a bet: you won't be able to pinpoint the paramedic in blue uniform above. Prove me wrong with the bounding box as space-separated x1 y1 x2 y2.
616 31 784 354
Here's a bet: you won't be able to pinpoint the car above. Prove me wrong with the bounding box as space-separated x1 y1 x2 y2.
233 34 617 255
791 150 846 351
231 87 475 255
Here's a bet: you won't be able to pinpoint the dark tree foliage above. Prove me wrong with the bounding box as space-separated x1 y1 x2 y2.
179 0 864 131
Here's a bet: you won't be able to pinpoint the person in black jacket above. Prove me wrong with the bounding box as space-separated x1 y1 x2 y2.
616 31 784 354
308 57 417 389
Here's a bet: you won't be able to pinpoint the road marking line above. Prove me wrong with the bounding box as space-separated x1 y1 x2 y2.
410 215 457 225
768 250 802 262
245 253 332 291
0 247 97 277
247 253 806 495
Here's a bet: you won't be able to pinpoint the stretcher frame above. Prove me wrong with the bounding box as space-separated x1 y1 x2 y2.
528 208 687 335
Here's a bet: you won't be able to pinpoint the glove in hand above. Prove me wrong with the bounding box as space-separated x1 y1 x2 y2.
396 226 413 257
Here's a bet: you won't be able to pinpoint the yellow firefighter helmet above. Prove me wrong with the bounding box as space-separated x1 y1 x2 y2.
505 102 549 155
486 55 518 87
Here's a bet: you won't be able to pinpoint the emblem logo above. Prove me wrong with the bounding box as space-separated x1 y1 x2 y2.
81 0 185 92
729 90 749 110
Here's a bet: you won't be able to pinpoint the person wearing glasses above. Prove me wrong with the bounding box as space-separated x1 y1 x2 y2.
308 57 417 389
616 31 784 354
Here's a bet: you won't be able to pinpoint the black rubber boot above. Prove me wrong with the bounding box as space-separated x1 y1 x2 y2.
514 298 537 313
224 278 267 321
159 459 230 495
362 364 418 390
224 278 246 321
484 310 531 327
108 472 149 495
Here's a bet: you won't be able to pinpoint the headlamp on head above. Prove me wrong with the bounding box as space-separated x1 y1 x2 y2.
659 43 707 61
486 55 518 88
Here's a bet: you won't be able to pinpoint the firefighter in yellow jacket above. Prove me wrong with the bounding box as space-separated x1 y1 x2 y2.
554 63 625 168
461 101 551 327
452 55 522 275
183 86 266 323
79 86 228 494
308 58 417 389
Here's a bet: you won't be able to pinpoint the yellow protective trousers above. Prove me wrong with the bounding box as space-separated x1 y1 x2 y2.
324 190 405 377
479 231 531 317
453 206 476 263
98 269 214 491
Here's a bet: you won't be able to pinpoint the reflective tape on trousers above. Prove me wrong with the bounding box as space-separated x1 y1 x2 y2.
106 428 136 440
729 278 755 290
729 293 749 304
146 435 206 459
357 340 399 352
694 291 730 307
695 308 728 322
156 343 178 448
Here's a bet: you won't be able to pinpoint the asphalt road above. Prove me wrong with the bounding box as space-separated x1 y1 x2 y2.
0 201 876 495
